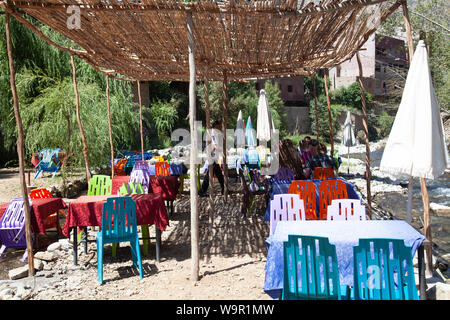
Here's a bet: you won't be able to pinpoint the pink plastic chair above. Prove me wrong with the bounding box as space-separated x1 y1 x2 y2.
269 194 306 236
326 199 366 221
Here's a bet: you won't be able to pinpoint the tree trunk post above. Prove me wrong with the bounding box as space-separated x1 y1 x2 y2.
71 54 91 183
204 79 215 224
187 11 199 282
323 71 334 156
106 75 115 178
222 72 229 201
313 74 320 141
356 52 372 219
137 81 145 161
5 13 35 275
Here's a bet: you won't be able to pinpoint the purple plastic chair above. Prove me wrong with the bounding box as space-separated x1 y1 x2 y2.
0 197 34 261
273 167 295 182
129 166 150 193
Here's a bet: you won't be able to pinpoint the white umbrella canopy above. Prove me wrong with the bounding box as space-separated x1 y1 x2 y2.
235 110 246 148
380 40 449 180
256 89 275 142
380 40 449 225
342 111 356 147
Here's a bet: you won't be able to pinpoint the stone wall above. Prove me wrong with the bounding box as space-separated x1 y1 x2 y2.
284 106 310 134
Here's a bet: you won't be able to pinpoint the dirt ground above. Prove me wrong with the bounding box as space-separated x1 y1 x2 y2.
0 168 272 300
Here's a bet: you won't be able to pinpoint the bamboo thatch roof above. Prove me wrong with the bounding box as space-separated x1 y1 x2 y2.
1 0 402 81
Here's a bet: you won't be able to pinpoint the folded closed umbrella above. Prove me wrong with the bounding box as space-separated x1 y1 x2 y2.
256 89 275 142
235 110 246 148
342 111 356 174
245 116 257 147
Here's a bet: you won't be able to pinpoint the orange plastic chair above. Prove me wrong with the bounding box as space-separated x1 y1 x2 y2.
288 180 317 220
155 161 170 177
317 180 348 220
114 158 128 176
312 167 335 180
29 187 66 230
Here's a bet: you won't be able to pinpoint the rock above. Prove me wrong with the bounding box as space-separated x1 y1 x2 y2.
33 259 44 271
35 251 56 262
430 203 450 216
426 282 450 300
59 239 72 250
9 265 29 280
47 242 62 252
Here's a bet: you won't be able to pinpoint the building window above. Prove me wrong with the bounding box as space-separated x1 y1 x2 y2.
336 66 341 77
375 63 381 72
287 85 293 93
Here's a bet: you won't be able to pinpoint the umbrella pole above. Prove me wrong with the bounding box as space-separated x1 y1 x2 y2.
402 0 433 274
187 12 199 281
5 13 34 275
406 177 413 223
348 146 350 175
356 53 372 219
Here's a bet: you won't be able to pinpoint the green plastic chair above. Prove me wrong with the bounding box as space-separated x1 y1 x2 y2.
88 175 112 196
117 182 150 257
352 238 419 300
119 182 145 195
282 235 350 300
96 196 143 284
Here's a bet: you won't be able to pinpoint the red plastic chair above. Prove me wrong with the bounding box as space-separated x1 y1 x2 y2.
29 188 66 230
317 180 348 220
288 180 317 220
312 167 335 180
155 161 170 177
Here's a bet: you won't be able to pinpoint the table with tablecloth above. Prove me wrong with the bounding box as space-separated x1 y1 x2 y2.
263 220 426 299
264 178 360 221
0 203 9 221
62 194 169 264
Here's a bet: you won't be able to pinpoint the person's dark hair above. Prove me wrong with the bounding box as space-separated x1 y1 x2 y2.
309 139 319 147
212 120 221 128
304 136 311 141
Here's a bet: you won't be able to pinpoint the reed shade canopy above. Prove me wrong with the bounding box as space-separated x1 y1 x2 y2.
2 0 401 82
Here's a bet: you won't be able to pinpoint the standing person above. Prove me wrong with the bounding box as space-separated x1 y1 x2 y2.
199 121 225 197
298 140 311 166
303 139 337 179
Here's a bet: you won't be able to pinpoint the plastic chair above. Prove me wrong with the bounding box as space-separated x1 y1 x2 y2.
118 183 149 256
34 148 62 179
273 167 295 182
247 148 260 169
269 194 305 236
88 175 113 196
114 158 128 176
96 196 143 284
155 161 170 176
288 180 317 220
312 167 335 179
256 146 268 166
352 238 419 300
29 187 67 231
151 156 164 162
317 179 348 220
327 199 366 221
282 235 349 300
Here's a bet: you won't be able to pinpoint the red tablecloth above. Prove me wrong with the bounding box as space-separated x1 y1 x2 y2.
62 194 169 238
0 198 67 233
149 176 180 201
112 176 130 195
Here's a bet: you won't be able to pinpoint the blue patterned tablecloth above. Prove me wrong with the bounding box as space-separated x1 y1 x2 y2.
264 178 360 221
263 220 425 299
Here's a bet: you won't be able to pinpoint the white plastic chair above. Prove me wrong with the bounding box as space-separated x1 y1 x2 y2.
327 199 366 221
269 194 306 236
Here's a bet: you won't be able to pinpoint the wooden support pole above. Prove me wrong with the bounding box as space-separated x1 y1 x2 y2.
5 13 34 275
356 53 372 219
222 72 229 201
106 75 115 178
401 0 433 274
187 12 199 282
323 71 334 155
204 79 215 223
401 0 415 66
313 74 320 141
71 54 91 183
137 81 145 161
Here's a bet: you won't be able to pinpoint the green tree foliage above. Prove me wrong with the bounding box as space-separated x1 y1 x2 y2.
309 95 341 143
148 95 181 148
332 82 373 111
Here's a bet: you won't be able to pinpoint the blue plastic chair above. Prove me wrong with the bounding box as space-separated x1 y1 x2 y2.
96 196 144 284
282 235 350 300
34 148 62 179
352 238 419 300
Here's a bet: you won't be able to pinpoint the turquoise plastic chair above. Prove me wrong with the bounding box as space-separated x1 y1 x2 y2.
282 235 350 300
352 238 419 300
117 182 150 257
96 197 143 284
88 175 112 196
